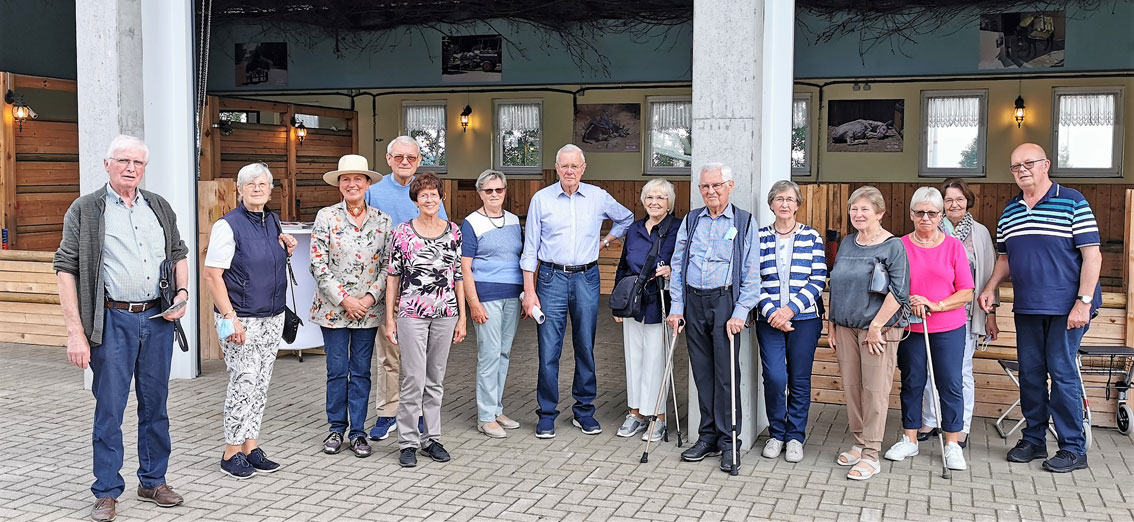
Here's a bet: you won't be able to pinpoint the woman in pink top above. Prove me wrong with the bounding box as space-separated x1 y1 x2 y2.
883 187 974 471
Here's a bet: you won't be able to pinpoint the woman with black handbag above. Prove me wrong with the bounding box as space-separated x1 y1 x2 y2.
202 163 298 479
611 179 681 442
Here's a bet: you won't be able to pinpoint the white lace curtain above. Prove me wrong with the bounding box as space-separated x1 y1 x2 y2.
1059 94 1116 127
497 102 541 133
651 100 691 132
404 104 446 132
792 99 808 129
926 96 980 128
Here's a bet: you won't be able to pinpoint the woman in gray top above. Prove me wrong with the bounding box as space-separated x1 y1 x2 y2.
827 186 910 481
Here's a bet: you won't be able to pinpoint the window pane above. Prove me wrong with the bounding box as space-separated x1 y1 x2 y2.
497 103 542 168
650 100 692 169
405 105 446 167
1057 93 1116 169
501 129 541 167
791 99 808 169
925 96 981 169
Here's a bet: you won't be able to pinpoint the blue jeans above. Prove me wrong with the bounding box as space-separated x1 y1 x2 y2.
321 327 377 440
755 318 822 443
1015 314 1088 455
475 298 521 423
535 264 600 421
90 307 174 499
898 326 966 433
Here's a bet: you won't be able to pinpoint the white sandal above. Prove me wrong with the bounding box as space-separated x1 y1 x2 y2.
847 458 881 481
837 445 863 466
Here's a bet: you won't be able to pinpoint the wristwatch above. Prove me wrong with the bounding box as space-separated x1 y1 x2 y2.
602 238 611 248
1076 295 1093 305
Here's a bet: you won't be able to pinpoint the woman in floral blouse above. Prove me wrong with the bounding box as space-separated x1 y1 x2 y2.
384 172 467 468
309 155 393 459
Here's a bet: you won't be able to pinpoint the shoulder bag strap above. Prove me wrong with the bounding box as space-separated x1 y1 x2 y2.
271 212 299 308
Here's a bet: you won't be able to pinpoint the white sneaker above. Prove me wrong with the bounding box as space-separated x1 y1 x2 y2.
785 440 804 463
641 421 666 442
944 442 968 470
616 414 646 438
884 435 920 461
762 438 784 459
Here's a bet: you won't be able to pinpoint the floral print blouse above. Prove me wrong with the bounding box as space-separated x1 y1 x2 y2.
309 201 393 328
388 221 462 319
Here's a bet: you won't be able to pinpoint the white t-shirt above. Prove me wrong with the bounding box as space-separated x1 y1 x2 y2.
204 220 236 269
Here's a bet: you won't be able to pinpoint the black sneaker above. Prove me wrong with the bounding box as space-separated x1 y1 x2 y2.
399 447 417 467
720 449 740 473
421 441 451 462
1042 450 1088 473
916 428 938 442
1006 440 1047 463
680 440 721 462
246 448 281 473
220 452 256 479
322 432 344 454
350 436 372 458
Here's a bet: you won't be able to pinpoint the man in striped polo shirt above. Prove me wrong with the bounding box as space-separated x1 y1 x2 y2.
978 142 1102 473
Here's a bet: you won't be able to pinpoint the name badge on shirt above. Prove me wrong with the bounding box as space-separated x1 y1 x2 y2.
723 226 737 240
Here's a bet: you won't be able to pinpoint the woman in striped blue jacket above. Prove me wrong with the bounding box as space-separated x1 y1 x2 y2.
754 180 828 463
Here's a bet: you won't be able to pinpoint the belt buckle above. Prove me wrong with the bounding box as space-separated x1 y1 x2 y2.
129 302 146 313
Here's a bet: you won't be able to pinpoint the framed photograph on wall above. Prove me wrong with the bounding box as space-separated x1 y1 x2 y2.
573 103 641 153
441 35 503 83
826 99 904 152
979 11 1065 69
235 42 288 87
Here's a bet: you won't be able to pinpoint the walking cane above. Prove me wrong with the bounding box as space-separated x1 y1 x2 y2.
919 312 951 479
641 275 683 463
728 331 739 476
657 272 683 447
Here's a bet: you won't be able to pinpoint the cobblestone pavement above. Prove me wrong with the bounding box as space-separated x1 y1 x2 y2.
2 311 1133 521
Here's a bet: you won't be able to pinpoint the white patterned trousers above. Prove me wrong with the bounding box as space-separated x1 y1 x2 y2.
219 312 284 446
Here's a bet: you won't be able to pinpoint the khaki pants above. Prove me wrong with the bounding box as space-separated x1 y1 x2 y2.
374 325 401 417
834 325 900 461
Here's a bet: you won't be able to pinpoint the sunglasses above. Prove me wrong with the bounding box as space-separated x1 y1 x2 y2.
912 210 941 219
480 187 506 195
390 154 419 163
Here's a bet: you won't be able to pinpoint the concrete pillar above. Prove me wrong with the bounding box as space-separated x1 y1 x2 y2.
76 0 200 381
689 0 795 451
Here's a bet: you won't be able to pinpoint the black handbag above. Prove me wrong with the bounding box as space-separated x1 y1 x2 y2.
158 259 189 352
272 213 304 344
609 217 671 318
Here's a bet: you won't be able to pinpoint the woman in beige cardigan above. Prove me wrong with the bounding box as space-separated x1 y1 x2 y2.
917 177 999 448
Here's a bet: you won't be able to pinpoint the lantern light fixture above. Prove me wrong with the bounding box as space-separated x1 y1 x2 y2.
4 90 36 132
290 115 307 144
1014 95 1026 128
460 104 472 132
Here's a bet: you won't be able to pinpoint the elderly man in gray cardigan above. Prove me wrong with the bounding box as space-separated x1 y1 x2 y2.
54 135 189 522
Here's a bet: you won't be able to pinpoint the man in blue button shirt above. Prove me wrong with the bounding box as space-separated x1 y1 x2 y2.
979 143 1102 473
666 163 760 473
521 144 633 438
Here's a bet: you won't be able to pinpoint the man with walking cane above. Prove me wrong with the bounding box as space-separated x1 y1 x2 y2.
666 163 760 474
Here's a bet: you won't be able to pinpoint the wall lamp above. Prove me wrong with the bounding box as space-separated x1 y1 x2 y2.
290 115 307 144
4 90 37 132
460 105 472 132
1013 96 1026 128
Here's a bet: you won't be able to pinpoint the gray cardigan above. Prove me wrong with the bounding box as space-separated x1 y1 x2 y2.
966 221 999 337
53 185 188 345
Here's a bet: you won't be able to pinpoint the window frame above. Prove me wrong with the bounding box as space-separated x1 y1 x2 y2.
645 95 693 176
1050 86 1125 178
918 89 988 178
493 98 543 175
401 100 448 174
791 93 812 176
218 110 260 124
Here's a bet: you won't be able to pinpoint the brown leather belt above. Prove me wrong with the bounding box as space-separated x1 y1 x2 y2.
105 298 160 313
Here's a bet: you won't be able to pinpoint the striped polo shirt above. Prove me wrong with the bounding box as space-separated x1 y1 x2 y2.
996 182 1100 315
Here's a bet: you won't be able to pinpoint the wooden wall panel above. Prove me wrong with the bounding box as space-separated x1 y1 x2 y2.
10 119 79 251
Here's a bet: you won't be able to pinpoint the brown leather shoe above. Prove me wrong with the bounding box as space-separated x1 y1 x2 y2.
137 484 183 508
91 497 117 521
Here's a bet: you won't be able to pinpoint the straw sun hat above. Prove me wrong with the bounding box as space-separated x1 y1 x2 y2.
322 154 381 186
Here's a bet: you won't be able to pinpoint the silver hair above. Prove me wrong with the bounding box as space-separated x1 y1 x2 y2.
386 135 420 154
475 169 507 191
910 186 944 213
699 162 733 182
104 135 149 162
767 180 802 207
640 179 676 213
235 163 274 202
555 143 586 165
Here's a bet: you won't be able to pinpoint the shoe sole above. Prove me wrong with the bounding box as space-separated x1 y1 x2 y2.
884 449 918 462
681 451 722 462
1042 462 1088 473
399 460 417 468
478 426 507 438
1007 453 1047 463
220 467 256 480
421 452 451 463
136 496 182 508
351 449 372 458
250 463 281 473
572 419 602 435
616 427 647 438
370 424 397 440
535 431 556 439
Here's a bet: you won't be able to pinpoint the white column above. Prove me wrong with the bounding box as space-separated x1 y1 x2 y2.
689 0 794 451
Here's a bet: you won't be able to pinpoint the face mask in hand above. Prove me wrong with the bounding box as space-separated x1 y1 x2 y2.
216 317 235 339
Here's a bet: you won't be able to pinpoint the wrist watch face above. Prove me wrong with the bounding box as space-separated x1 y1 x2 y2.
1078 295 1092 304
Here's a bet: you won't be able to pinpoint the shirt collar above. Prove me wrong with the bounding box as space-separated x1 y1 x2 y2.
105 184 145 207
554 182 589 198
702 203 734 220
1011 182 1060 206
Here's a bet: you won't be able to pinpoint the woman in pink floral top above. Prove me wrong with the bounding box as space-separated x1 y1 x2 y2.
309 155 393 459
384 172 467 468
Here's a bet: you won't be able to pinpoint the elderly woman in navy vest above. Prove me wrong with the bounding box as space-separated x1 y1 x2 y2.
612 179 681 443
754 180 827 464
203 163 298 479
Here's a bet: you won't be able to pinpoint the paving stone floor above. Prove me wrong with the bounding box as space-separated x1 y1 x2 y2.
2 307 1133 521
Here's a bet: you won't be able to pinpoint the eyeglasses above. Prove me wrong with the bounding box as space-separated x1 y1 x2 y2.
698 181 730 192
772 196 797 205
644 195 669 203
1009 158 1048 173
943 197 967 206
557 164 584 172
416 192 441 201
112 158 147 169
243 182 270 190
480 187 505 195
391 154 419 163
912 210 941 219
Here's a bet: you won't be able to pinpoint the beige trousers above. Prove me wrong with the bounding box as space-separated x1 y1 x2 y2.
374 325 401 417
833 325 900 461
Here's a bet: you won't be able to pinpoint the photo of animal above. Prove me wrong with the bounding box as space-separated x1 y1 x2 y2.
827 99 904 152
574 103 641 153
